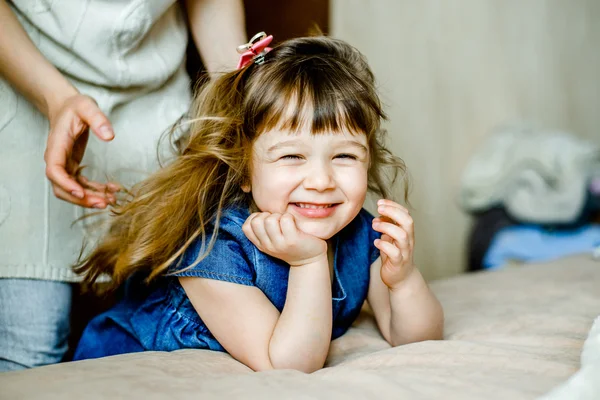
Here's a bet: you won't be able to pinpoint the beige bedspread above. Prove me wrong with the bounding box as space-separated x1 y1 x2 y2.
2 255 598 400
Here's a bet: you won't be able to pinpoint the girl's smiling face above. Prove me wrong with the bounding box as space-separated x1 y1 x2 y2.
245 128 370 240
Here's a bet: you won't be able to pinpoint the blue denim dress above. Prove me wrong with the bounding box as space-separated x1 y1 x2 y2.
74 206 381 360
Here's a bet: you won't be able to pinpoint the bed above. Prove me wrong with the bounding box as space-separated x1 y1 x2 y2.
2 254 598 399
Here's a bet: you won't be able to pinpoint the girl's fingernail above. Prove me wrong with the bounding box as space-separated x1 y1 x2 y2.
98 125 113 139
92 203 105 209
377 199 384 205
71 190 84 199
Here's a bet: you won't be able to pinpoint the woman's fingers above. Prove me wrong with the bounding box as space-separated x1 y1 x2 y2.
52 186 110 209
45 95 115 204
76 175 117 204
45 122 85 199
72 96 114 141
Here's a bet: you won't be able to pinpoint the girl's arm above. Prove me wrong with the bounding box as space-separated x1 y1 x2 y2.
367 258 443 346
183 0 246 74
367 199 444 346
179 254 331 373
180 212 333 373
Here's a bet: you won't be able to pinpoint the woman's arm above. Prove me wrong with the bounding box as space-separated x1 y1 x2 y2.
0 0 77 117
183 0 246 74
0 0 117 207
179 254 332 373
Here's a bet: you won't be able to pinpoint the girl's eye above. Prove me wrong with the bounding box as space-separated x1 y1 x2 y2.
281 154 303 160
335 154 358 160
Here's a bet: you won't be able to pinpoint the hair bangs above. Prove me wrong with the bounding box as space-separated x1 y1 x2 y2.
248 55 385 137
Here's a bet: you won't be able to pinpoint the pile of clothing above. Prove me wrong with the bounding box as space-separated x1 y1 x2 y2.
460 124 600 271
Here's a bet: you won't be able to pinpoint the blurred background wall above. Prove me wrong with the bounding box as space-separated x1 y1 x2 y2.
187 0 600 280
332 0 600 280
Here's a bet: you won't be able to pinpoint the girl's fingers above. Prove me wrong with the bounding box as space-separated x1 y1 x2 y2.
280 213 298 239
249 213 273 249
373 221 412 262
373 220 409 248
376 204 414 242
264 213 284 247
377 199 408 213
381 233 394 244
374 238 403 265
242 213 262 248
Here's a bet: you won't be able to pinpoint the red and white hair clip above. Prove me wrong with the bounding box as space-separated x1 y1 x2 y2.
236 32 273 69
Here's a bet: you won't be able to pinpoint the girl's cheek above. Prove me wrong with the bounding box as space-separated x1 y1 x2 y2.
337 167 368 188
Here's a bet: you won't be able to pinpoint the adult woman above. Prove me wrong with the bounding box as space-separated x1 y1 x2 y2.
0 0 246 371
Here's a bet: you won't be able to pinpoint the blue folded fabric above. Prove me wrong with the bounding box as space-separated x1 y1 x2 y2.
483 224 600 269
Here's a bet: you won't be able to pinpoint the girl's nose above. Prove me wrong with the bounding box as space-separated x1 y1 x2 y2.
303 163 336 191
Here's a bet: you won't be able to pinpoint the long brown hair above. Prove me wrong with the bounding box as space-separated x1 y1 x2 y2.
75 36 409 291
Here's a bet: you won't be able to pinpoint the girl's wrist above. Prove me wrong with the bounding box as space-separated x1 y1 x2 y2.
288 252 328 268
388 267 425 295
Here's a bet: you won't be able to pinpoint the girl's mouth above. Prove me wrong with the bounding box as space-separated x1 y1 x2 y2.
291 203 340 218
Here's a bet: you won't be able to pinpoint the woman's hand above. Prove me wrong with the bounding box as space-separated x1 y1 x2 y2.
0 2 119 208
242 212 327 266
372 199 416 289
45 94 120 208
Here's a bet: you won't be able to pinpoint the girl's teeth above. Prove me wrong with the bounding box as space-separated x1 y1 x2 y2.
296 203 331 209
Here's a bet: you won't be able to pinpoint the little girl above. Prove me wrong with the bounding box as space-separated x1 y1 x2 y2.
73 33 444 372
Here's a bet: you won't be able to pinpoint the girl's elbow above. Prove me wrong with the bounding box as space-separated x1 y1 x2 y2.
252 364 274 372
269 358 325 373
268 351 326 373
390 324 444 347
420 327 444 342
241 350 276 372
267 342 327 373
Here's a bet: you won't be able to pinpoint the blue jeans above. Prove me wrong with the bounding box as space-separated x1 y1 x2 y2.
0 279 72 371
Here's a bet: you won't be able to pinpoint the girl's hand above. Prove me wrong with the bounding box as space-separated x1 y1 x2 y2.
45 94 120 208
242 212 327 266
372 199 416 290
